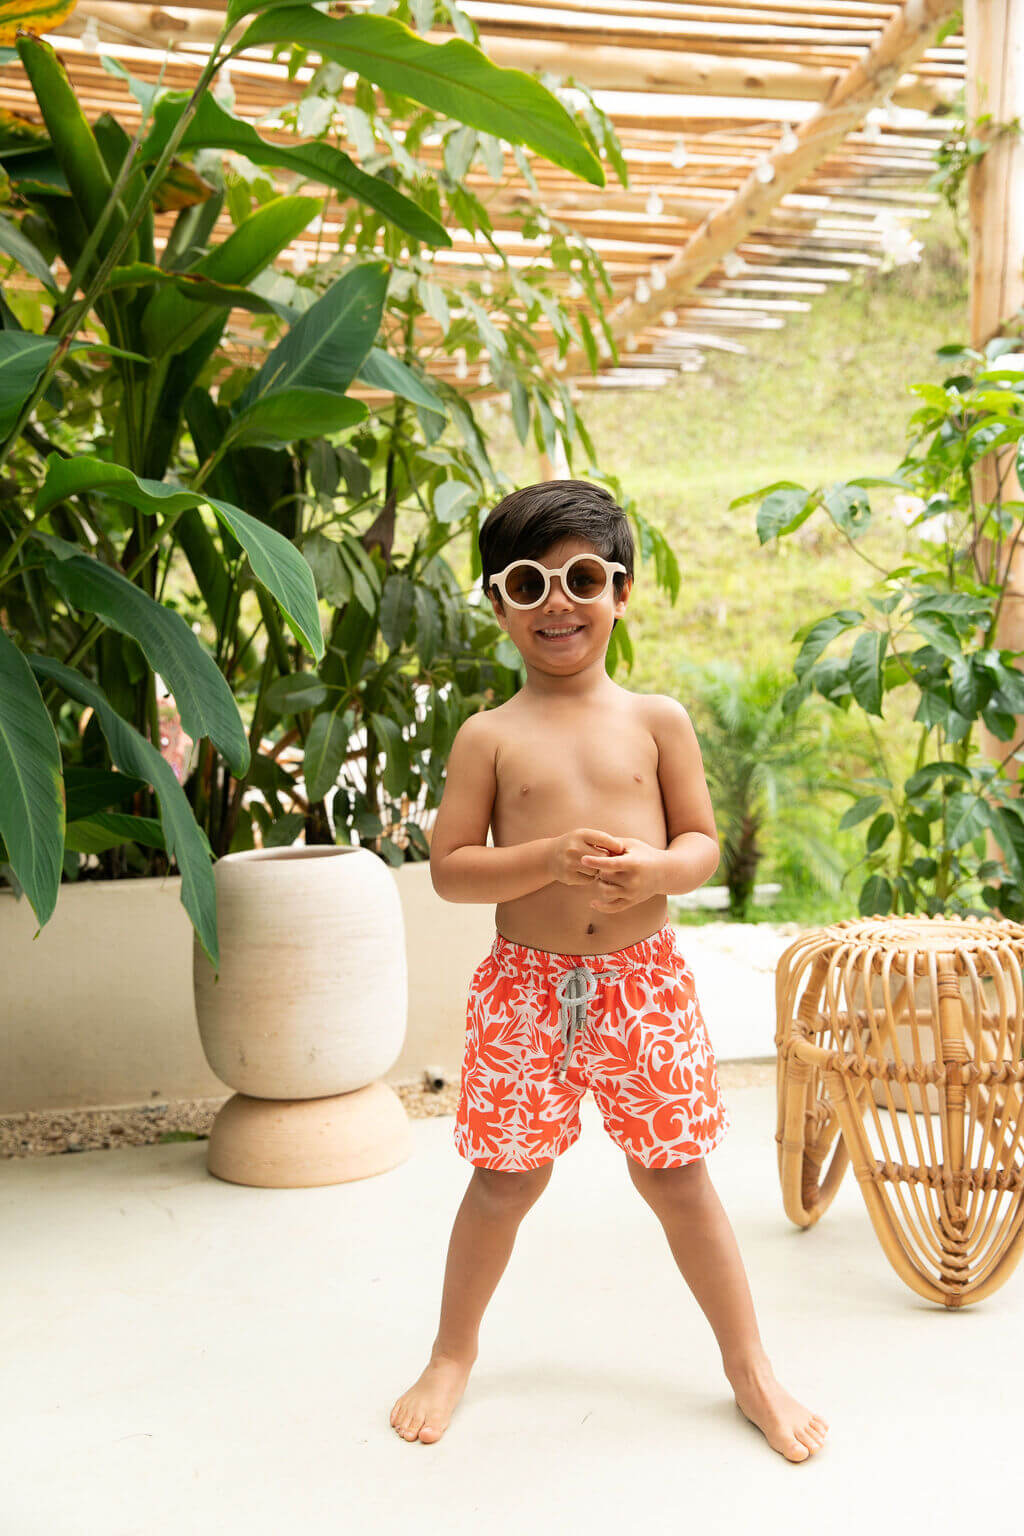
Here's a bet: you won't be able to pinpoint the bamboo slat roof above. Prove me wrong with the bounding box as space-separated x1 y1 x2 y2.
2 0 966 394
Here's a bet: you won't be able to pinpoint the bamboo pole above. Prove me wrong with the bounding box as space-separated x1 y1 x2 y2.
968 0 1024 887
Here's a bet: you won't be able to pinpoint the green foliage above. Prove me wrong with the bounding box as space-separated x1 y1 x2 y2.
0 0 683 962
679 658 846 921
736 334 1024 922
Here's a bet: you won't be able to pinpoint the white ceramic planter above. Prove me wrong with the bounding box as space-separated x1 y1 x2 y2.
193 845 412 1187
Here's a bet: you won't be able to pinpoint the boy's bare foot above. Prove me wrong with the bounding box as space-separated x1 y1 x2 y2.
729 1358 829 1463
390 1352 475 1444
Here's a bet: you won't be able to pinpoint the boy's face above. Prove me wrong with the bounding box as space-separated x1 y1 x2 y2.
487 536 633 672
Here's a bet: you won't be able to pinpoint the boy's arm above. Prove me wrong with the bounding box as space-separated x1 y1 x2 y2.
429 714 556 903
649 696 721 895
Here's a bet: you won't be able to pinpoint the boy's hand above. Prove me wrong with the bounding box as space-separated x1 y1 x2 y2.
548 827 627 887
579 837 666 911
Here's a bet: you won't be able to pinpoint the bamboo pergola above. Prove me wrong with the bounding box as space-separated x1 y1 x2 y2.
1 0 969 399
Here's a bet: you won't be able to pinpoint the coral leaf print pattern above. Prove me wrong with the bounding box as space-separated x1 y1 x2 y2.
455 923 731 1172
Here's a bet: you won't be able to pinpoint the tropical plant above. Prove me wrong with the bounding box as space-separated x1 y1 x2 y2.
678 658 846 919
0 1 645 966
734 333 1024 921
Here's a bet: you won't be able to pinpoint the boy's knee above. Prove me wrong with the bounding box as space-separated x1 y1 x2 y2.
472 1162 553 1206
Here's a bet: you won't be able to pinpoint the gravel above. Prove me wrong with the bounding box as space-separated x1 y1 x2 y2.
0 1062 776 1160
3 917 792 1160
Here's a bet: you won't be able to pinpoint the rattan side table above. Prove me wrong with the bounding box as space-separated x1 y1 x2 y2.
775 913 1024 1308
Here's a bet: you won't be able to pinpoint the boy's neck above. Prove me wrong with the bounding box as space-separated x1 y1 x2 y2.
520 652 619 703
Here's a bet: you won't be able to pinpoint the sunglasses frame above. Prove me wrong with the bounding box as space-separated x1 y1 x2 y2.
489 554 628 610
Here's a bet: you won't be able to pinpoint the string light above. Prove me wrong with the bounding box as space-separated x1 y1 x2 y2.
553 355 567 371
645 190 664 216
567 277 583 299
625 333 638 352
722 250 745 277
661 310 678 326
635 277 651 303
779 123 799 155
480 272 493 295
291 247 308 275
863 109 884 143
454 348 468 380
80 15 99 50
754 157 775 184
670 136 688 169
650 265 667 291
478 360 491 385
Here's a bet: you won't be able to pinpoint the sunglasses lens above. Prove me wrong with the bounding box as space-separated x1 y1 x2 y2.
504 563 547 606
566 557 609 599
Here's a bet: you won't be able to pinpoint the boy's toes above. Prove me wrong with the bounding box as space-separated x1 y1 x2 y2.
418 1422 442 1443
787 1439 810 1461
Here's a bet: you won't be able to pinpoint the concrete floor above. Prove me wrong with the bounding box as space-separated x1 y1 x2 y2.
4 1080 1023 1536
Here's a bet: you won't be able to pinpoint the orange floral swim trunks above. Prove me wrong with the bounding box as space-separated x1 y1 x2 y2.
454 921 732 1172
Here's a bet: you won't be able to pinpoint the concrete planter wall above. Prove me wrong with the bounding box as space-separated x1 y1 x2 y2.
1 860 495 1116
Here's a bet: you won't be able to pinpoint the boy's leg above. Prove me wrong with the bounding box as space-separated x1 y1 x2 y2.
390 1161 554 1443
626 1156 829 1462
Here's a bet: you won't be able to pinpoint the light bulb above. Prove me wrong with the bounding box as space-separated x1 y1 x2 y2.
779 123 799 154
722 251 744 277
670 136 688 169
650 265 667 291
754 157 775 184
625 333 638 352
635 277 651 304
645 190 663 216
661 310 678 327
567 277 583 299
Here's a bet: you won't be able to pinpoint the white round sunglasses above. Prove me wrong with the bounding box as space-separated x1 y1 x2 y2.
489 554 627 610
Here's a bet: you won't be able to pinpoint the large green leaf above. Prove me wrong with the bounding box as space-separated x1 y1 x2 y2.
39 540 250 776
303 706 350 801
0 210 57 292
64 765 146 820
225 388 367 449
137 93 450 248
36 455 324 661
106 262 293 320
238 261 388 411
141 195 320 357
235 11 604 187
0 627 64 927
356 346 445 415
65 811 166 855
27 655 219 967
0 333 146 439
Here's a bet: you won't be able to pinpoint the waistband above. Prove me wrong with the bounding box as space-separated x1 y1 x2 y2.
489 921 677 983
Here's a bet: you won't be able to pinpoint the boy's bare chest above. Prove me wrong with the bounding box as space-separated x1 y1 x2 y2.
491 714 664 845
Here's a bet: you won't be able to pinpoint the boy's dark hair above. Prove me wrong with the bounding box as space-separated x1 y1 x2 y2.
478 480 634 631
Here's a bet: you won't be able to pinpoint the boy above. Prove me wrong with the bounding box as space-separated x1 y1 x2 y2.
390 480 828 1461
